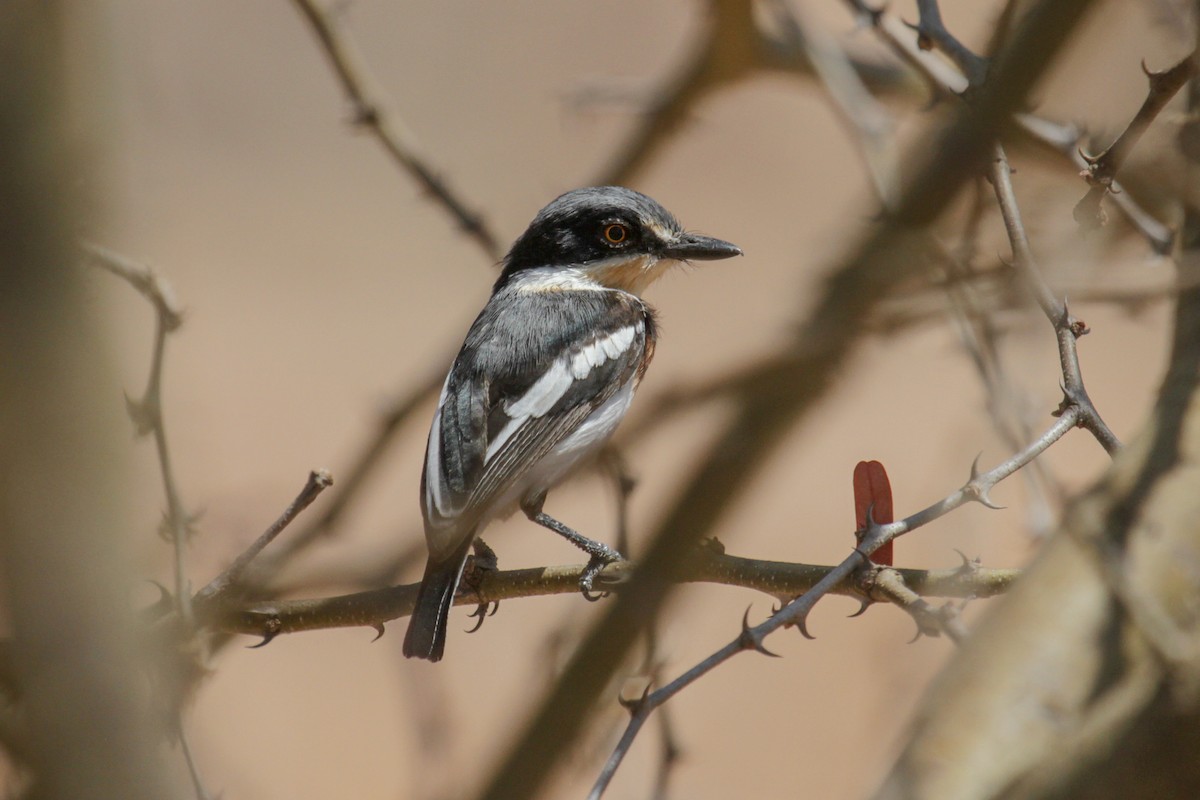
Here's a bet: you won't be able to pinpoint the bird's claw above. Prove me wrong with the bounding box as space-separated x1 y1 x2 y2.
579 550 621 601
465 600 500 634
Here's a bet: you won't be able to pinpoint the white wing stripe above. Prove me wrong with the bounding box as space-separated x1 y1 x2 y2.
507 358 574 418
489 325 640 465
425 407 449 516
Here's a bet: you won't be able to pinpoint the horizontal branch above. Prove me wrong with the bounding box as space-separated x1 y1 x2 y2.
209 547 1018 642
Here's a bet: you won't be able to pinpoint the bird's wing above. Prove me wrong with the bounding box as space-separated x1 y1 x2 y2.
421 289 650 553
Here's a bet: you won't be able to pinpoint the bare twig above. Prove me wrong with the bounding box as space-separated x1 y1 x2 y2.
242 369 441 585
84 244 195 624
177 726 212 800
910 0 990 88
290 0 501 260
194 469 333 605
770 0 898 203
989 144 1121 454
1075 50 1199 228
845 0 1175 253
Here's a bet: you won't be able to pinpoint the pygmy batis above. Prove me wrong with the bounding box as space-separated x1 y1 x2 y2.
404 186 742 662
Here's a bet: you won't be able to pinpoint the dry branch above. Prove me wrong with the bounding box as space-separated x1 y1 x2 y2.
478 3 1098 797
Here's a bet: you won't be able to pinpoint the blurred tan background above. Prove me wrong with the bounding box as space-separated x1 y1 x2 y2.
81 1 1185 797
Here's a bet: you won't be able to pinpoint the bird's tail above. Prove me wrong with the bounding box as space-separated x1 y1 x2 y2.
402 534 475 662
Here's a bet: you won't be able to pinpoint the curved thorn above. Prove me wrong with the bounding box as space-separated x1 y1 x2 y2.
741 605 756 635
953 548 974 569
618 681 653 713
907 623 924 644
969 452 984 480
848 597 872 618
488 600 500 617
1077 145 1099 165
247 631 278 649
740 605 780 657
370 622 386 642
977 491 1006 511
1140 58 1157 79
796 613 816 640
755 639 783 658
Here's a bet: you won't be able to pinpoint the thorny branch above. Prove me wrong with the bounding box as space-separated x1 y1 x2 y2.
479 3 1100 793
845 0 1176 253
1075 49 1199 228
84 244 194 624
290 0 501 261
212 546 1017 643
588 408 1081 798
85 244 212 800
988 144 1121 454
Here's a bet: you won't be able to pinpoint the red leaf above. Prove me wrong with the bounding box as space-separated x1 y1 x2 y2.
853 460 894 566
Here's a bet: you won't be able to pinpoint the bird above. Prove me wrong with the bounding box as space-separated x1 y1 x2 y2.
403 186 742 661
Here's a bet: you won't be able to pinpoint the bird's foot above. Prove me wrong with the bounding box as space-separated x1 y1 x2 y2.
579 542 624 602
463 538 500 633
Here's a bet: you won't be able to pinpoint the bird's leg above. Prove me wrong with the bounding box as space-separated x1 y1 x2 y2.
463 538 500 633
521 494 624 601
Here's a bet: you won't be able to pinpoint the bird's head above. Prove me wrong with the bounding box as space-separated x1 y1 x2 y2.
497 186 742 295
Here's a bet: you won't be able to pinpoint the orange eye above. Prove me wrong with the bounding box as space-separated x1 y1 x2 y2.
603 224 629 244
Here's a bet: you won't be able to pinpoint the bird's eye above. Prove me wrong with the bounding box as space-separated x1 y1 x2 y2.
603 223 629 245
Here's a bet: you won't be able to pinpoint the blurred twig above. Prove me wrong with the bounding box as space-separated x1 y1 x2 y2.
910 0 990 88
1074 49 1199 228
594 0 908 185
290 0 502 260
845 0 1176 253
84 244 195 623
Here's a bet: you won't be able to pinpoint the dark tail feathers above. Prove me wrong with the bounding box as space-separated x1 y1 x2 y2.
402 536 474 662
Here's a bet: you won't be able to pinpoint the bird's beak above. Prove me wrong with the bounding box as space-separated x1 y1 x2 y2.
661 233 743 261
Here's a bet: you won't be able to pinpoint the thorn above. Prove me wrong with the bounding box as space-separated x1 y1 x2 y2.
740 606 781 657
618 681 653 713
1140 58 1159 80
978 490 1005 510
145 579 174 612
247 631 278 649
370 622 385 642
907 622 925 644
795 610 816 641
969 452 985 480
124 393 155 436
1077 145 1100 165
953 549 980 572
848 597 872 618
